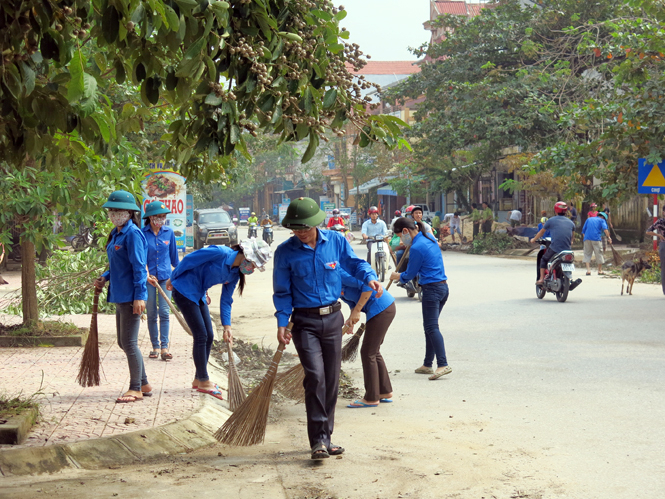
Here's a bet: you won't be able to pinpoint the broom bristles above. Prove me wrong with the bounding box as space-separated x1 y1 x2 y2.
610 244 624 267
275 323 352 401
341 323 366 363
214 336 288 446
76 287 102 387
227 341 246 411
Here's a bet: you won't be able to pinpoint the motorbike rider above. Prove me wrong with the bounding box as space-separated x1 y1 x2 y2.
390 210 401 231
410 205 434 236
247 212 258 237
327 208 345 228
361 206 387 266
530 202 576 285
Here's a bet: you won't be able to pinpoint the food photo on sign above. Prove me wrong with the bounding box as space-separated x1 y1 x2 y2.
141 168 187 252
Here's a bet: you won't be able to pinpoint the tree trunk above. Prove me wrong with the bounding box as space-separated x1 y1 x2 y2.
21 238 39 326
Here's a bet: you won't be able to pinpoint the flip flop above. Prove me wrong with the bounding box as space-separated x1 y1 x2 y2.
586 272 591 276
347 400 378 408
116 395 144 404
197 387 224 401
161 352 173 361
379 398 393 403
149 351 159 359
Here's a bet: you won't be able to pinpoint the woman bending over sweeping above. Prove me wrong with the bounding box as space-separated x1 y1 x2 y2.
166 239 272 400
142 201 180 361
340 269 396 408
94 191 151 403
390 217 451 381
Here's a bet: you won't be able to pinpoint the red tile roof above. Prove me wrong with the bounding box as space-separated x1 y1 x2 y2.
434 1 469 16
347 61 421 75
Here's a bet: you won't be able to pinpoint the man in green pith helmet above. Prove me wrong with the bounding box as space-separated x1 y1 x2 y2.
273 197 383 460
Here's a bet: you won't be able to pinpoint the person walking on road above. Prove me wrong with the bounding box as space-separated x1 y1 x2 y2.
645 207 665 295
361 206 387 266
582 211 611 276
142 201 180 361
167 240 272 400
273 197 382 460
339 268 396 408
94 191 151 404
390 217 451 381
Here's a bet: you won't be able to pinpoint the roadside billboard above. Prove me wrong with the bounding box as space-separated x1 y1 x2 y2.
238 207 250 225
141 167 186 252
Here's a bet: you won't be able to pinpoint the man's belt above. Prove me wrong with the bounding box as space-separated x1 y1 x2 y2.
294 302 342 316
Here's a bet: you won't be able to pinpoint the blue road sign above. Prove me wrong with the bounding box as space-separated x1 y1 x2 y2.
638 158 665 194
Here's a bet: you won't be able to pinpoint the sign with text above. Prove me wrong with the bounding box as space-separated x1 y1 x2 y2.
186 194 193 247
638 158 665 194
141 169 186 251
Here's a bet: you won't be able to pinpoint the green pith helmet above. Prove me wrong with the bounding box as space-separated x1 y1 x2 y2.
102 190 140 211
281 197 325 229
143 201 171 219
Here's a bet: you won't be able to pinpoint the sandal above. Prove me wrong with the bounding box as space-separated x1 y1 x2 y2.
328 444 345 456
586 272 591 276
149 350 159 359
116 394 143 404
197 386 224 401
161 351 173 361
311 442 329 460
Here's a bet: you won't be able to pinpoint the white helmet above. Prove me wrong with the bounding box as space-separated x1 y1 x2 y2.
239 238 272 272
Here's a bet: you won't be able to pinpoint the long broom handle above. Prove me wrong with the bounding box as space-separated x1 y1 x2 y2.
386 244 411 290
154 282 193 336
385 237 398 266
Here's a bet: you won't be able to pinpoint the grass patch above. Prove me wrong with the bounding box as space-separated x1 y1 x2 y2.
0 394 39 419
0 321 80 337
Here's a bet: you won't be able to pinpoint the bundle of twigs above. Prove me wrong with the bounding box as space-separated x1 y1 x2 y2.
214 323 291 446
227 341 246 411
341 323 366 362
275 324 351 402
76 287 102 387
386 245 411 290
153 279 192 336
610 243 624 267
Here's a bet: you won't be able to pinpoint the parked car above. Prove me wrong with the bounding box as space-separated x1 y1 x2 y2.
193 208 238 249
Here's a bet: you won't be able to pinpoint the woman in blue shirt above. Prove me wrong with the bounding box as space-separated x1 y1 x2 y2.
340 269 396 408
142 201 180 361
94 191 150 404
390 218 451 381
166 239 272 400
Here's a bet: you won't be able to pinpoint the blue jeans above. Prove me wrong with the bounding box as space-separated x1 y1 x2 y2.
147 280 171 349
421 281 449 368
116 302 148 391
173 288 214 382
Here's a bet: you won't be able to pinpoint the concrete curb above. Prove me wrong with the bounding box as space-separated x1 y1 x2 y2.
0 395 231 476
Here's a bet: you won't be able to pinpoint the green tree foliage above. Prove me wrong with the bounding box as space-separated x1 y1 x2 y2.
390 0 623 201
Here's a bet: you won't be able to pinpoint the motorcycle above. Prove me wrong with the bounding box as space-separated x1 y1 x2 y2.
262 224 273 246
330 223 354 243
247 222 258 239
367 234 390 282
71 225 99 251
535 238 582 302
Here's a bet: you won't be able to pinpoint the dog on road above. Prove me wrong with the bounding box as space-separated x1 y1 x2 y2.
621 258 652 295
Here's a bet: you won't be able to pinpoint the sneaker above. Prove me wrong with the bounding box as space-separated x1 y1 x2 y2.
414 366 434 374
428 366 452 380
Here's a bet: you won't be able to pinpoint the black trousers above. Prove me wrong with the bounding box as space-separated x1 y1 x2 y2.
291 309 344 448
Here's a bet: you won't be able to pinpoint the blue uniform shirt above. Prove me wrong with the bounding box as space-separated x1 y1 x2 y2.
582 217 608 241
101 219 148 303
169 246 240 326
340 269 394 321
273 229 377 327
400 232 447 285
141 224 179 280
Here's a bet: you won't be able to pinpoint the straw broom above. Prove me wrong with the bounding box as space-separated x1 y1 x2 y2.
226 340 246 411
214 323 292 446
610 243 624 267
386 244 411 290
341 323 366 362
76 286 102 387
275 324 351 402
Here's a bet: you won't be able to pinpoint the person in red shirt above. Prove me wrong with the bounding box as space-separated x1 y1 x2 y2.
587 203 598 218
327 208 345 228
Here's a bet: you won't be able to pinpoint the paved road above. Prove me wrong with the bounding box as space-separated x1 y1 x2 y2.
2 227 664 498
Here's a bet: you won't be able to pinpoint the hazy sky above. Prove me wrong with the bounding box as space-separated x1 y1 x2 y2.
338 0 430 61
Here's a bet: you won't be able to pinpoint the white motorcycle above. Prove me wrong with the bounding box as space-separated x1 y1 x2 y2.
366 232 391 282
